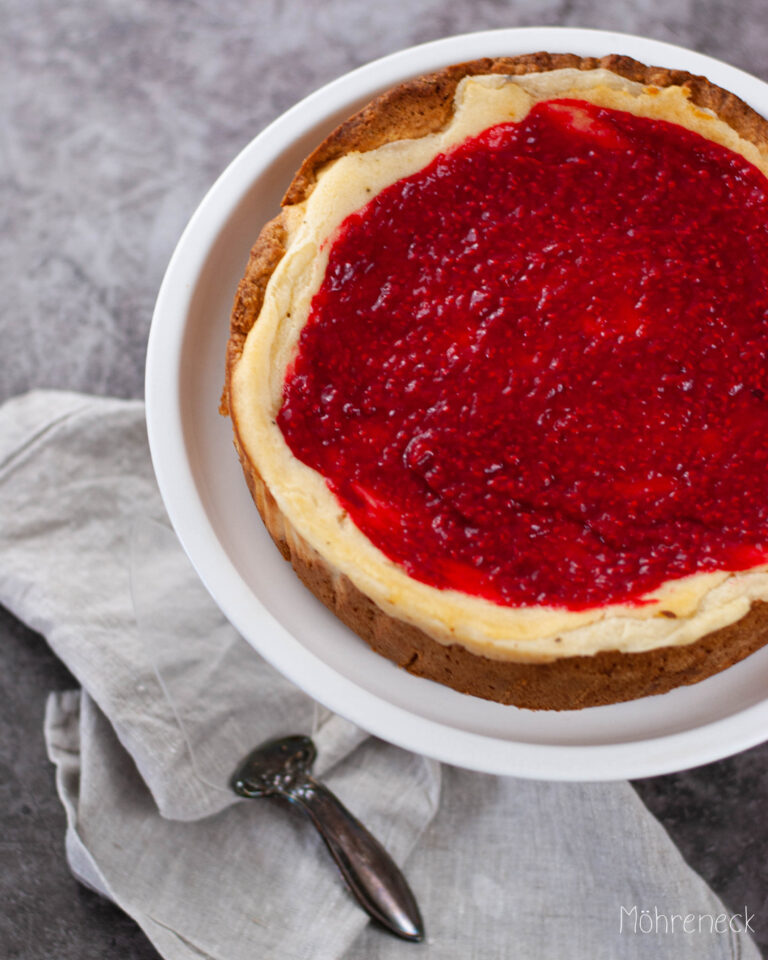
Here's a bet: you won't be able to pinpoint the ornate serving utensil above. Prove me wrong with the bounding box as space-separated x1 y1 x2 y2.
231 734 424 942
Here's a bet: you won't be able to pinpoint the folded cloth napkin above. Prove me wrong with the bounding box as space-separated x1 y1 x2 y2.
0 390 759 960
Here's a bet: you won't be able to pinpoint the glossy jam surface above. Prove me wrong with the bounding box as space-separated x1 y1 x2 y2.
278 99 768 609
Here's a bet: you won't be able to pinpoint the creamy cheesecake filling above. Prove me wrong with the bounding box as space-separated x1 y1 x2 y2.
232 70 768 661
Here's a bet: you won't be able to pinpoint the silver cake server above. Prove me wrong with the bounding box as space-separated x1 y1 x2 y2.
231 734 424 942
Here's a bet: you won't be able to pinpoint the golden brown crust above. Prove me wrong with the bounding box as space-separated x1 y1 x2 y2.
220 213 288 417
223 53 768 709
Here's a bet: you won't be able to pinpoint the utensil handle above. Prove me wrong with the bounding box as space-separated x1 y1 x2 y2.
286 776 424 942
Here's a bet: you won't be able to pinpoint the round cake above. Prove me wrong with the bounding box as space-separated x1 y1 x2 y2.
222 53 768 710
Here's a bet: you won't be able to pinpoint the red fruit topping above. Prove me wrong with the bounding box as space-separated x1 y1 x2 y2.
278 99 768 609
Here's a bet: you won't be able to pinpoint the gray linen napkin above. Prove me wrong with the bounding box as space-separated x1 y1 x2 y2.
0 390 759 959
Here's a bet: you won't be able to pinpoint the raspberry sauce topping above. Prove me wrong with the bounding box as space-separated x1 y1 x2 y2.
278 99 768 609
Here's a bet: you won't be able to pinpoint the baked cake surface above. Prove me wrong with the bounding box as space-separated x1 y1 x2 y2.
222 54 768 709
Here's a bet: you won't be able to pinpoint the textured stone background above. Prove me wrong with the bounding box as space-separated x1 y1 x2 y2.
2 1 768 957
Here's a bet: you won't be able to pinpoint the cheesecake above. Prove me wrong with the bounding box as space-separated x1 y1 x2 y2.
222 53 768 709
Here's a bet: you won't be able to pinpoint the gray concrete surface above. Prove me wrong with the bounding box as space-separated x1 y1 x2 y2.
2 1 768 957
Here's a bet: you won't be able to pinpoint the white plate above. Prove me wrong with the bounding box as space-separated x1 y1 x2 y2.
146 27 768 780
